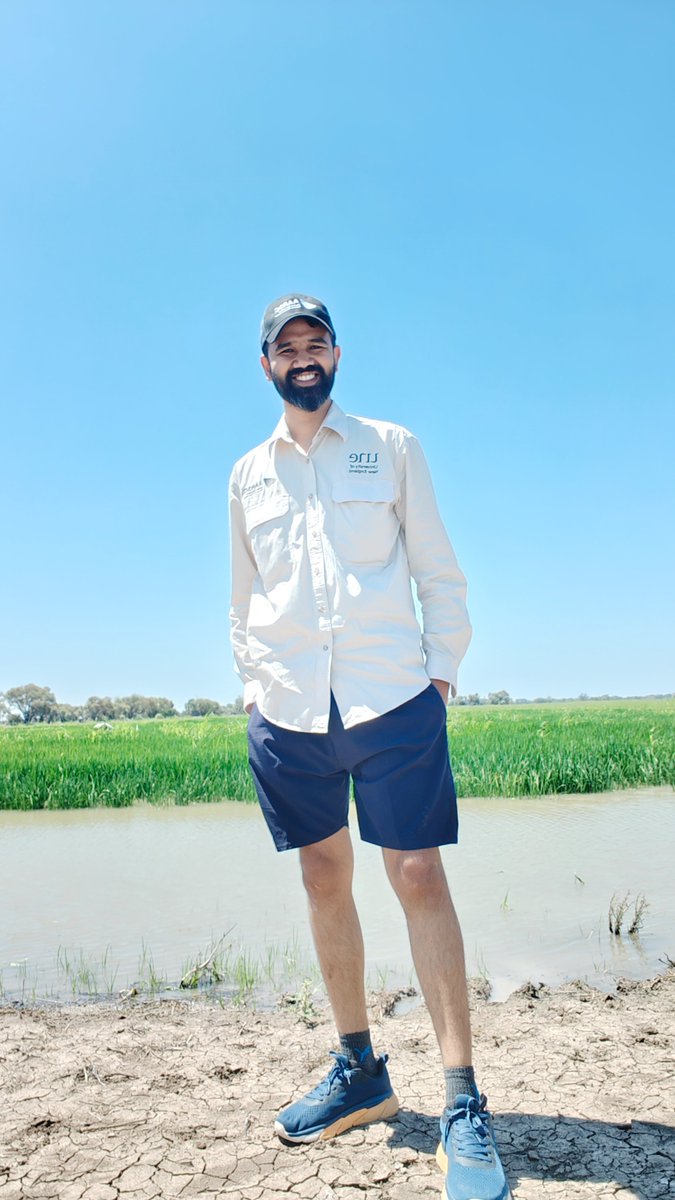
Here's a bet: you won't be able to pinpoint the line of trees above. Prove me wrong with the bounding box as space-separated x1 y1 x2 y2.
0 684 244 725
3 683 672 726
454 690 513 706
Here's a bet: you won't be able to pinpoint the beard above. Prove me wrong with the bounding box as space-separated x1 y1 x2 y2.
271 362 335 412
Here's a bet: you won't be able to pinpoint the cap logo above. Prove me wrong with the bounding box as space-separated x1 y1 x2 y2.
272 297 318 319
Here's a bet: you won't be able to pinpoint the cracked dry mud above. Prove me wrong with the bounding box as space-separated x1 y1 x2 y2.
1 971 673 1200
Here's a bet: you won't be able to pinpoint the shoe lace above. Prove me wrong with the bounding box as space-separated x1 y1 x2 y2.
445 1094 493 1162
305 1052 351 1101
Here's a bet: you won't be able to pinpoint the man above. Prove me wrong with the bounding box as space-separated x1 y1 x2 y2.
229 294 510 1200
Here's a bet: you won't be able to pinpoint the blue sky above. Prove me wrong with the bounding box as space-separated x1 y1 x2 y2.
1 1 673 707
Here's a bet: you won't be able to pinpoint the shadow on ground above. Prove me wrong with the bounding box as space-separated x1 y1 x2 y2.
388 1108 674 1199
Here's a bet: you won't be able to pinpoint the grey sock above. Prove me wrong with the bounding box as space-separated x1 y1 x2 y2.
339 1030 378 1076
444 1065 477 1109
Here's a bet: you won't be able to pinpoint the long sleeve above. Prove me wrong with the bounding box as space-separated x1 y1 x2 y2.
395 434 472 690
228 471 260 710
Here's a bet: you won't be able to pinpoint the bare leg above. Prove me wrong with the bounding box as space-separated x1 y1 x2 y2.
299 827 369 1035
274 828 399 1143
383 847 472 1066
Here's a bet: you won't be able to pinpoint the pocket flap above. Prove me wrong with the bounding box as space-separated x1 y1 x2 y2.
242 489 290 532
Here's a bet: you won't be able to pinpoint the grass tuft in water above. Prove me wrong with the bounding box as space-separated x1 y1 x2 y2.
609 892 649 938
41 936 320 1005
180 932 231 989
628 893 649 936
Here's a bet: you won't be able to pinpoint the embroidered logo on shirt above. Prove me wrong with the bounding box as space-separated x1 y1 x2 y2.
241 480 267 504
348 451 379 475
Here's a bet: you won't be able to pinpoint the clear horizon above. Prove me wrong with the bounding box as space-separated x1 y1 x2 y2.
2 3 674 709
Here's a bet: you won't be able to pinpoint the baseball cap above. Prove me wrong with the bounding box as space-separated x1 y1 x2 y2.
260 294 336 351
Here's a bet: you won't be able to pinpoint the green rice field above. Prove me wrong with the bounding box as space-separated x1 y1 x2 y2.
0 700 673 810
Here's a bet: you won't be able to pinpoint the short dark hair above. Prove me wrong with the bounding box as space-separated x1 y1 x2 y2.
262 315 335 359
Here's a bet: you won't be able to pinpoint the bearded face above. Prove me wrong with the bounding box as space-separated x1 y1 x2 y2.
270 360 336 411
263 318 340 413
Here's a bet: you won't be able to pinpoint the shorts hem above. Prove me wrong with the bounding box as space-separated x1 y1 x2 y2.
359 831 459 851
271 818 350 853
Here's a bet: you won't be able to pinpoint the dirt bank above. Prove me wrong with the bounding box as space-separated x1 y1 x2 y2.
1 971 673 1200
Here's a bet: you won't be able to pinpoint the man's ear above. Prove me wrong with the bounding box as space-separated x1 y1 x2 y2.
260 354 273 381
333 345 341 372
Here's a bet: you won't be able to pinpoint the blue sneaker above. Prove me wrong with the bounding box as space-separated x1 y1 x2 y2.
436 1092 511 1200
274 1051 399 1143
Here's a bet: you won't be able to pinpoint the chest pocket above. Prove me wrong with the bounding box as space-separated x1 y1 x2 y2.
241 484 291 581
331 478 398 565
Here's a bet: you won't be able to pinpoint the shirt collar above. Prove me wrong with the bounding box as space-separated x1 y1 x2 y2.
269 401 349 446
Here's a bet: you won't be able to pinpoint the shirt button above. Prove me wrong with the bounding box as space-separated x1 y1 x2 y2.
322 644 329 651
308 493 314 500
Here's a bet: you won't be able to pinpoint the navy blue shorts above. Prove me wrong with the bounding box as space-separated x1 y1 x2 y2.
247 685 458 852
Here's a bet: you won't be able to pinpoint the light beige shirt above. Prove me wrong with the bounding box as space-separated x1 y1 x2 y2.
228 402 472 733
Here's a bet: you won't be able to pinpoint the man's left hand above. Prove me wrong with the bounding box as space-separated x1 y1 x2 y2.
430 679 453 704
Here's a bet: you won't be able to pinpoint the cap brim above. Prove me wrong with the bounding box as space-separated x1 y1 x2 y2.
262 315 333 351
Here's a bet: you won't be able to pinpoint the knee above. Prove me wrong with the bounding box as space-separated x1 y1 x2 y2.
387 849 448 909
300 845 352 908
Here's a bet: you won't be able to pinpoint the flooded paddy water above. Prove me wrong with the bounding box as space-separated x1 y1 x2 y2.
1 785 673 1004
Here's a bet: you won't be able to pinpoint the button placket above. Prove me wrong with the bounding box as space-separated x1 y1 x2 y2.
305 465 332 638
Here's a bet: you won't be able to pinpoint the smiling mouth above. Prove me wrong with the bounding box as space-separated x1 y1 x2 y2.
291 371 320 385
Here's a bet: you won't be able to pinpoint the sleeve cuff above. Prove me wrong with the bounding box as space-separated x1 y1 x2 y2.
425 653 458 691
243 680 259 709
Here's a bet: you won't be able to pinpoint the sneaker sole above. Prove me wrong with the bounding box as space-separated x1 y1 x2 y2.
275 1092 399 1143
436 1143 512 1200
